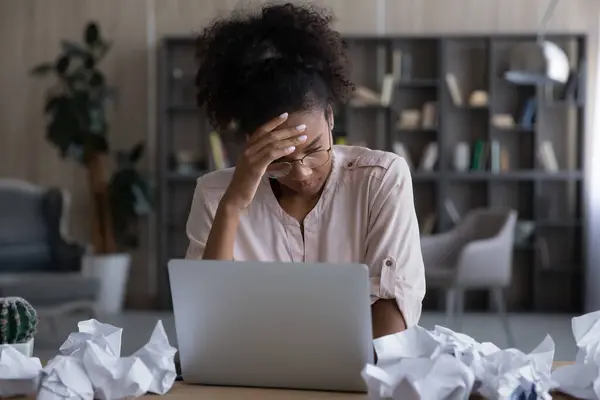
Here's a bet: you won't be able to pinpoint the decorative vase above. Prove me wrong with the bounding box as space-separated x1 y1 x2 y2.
82 253 132 314
0 338 34 357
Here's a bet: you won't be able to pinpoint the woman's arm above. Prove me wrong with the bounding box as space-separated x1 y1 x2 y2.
371 299 407 339
186 178 243 260
202 203 241 260
365 156 426 338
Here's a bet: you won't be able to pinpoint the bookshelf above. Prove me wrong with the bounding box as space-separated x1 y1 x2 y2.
156 34 587 313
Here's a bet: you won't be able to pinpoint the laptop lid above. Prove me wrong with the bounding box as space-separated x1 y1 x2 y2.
168 259 373 392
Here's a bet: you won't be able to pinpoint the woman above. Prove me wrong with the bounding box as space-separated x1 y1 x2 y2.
187 2 425 338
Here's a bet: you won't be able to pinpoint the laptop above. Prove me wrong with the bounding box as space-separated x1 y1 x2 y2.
168 259 374 392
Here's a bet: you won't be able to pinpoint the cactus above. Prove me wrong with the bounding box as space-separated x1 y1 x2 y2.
0 297 38 344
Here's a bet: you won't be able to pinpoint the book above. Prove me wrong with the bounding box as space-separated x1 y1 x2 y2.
421 101 438 129
392 50 403 81
397 109 421 129
500 148 510 172
350 86 381 107
471 139 485 170
519 97 537 129
479 141 490 171
445 73 463 107
444 199 461 225
453 142 470 172
380 74 396 106
537 141 559 172
535 237 551 269
209 131 229 170
419 143 439 171
490 140 501 173
334 136 347 145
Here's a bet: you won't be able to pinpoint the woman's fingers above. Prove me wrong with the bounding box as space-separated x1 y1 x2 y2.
247 136 299 165
247 125 307 156
249 112 289 143
242 113 312 168
270 124 307 142
253 144 297 166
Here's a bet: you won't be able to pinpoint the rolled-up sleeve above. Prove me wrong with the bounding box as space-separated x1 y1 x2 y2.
185 178 214 259
364 156 426 327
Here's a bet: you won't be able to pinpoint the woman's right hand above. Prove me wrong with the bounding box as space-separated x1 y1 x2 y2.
220 112 308 211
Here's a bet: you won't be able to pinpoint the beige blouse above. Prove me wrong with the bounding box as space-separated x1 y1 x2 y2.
185 145 426 327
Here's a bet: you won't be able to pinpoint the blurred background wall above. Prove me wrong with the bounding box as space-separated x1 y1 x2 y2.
0 0 598 308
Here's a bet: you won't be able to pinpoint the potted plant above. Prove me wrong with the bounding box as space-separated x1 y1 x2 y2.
30 22 152 314
0 297 39 357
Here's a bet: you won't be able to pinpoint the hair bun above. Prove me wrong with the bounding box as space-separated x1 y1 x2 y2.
241 37 325 76
195 2 353 132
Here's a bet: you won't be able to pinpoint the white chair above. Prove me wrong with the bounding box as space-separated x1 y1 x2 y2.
421 208 518 346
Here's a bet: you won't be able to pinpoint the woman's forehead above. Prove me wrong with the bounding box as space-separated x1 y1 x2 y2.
279 110 328 138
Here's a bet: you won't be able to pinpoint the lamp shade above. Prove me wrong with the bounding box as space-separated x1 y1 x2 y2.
504 41 570 85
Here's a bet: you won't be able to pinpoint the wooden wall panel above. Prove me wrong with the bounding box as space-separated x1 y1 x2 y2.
384 0 597 34
153 0 382 36
321 0 382 34
154 0 271 37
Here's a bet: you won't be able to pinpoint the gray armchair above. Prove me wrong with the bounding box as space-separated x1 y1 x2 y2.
0 179 99 337
0 179 83 273
421 208 518 345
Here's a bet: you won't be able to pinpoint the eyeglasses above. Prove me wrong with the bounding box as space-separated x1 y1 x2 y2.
266 136 332 178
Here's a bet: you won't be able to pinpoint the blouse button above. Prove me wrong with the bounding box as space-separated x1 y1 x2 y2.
347 161 353 168
385 259 393 267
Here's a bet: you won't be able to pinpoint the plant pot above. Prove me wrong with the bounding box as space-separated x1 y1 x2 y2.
82 253 132 314
0 338 34 357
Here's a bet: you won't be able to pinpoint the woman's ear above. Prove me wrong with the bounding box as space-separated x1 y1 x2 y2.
326 104 334 130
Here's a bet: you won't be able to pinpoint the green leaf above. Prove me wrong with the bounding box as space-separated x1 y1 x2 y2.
85 22 100 47
55 56 70 75
66 70 88 91
98 87 117 103
44 95 66 114
84 55 95 69
86 134 109 154
89 71 105 87
129 142 145 164
60 40 90 58
66 145 85 163
30 63 54 77
46 99 84 160
132 183 152 214
88 107 105 134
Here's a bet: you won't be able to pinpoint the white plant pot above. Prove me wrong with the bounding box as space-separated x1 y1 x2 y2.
82 253 132 314
0 338 34 357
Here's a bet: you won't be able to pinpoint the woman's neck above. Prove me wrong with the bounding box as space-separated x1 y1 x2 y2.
270 179 322 203
269 180 321 223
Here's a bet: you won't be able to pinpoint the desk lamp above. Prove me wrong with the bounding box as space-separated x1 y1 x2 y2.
504 0 570 85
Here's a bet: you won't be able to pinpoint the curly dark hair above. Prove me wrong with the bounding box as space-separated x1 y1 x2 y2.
194 2 354 135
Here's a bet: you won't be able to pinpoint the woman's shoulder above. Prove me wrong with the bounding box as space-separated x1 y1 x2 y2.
196 167 236 193
333 145 409 179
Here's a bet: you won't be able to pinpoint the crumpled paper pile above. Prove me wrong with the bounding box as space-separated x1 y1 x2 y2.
363 325 558 400
0 345 43 397
552 310 600 400
0 319 177 399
